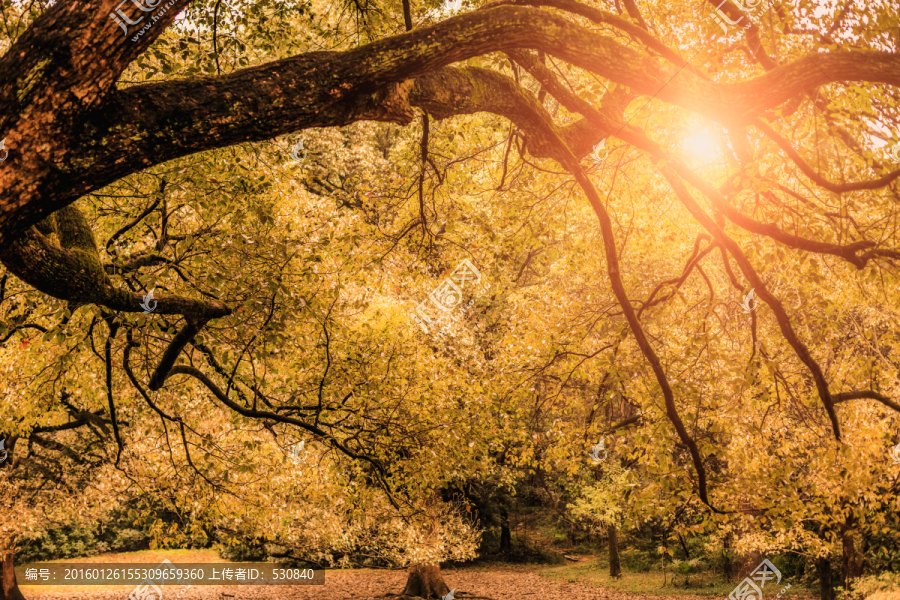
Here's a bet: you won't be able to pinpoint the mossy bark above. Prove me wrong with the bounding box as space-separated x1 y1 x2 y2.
0 205 229 319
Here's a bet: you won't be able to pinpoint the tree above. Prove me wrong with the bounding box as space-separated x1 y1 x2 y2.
2 0 900 597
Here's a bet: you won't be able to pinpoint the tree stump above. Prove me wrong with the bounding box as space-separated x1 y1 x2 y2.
400 564 451 599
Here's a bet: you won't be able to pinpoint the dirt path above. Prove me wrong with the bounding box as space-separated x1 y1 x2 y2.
23 565 717 600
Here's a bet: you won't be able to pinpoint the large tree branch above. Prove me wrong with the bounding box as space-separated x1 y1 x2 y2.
3 1 899 243
754 119 900 193
409 67 579 162
514 57 898 270
0 205 230 319
147 318 210 390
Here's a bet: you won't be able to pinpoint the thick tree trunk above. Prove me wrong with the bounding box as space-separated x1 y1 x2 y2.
1 548 26 600
608 523 622 578
816 556 836 600
400 564 451 599
499 508 511 553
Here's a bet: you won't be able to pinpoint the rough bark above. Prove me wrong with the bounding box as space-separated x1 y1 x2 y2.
399 564 450 599
0 205 230 320
608 523 622 578
2 0 899 244
0 548 25 600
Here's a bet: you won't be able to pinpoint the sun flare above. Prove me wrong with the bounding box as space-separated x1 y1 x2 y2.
683 128 720 162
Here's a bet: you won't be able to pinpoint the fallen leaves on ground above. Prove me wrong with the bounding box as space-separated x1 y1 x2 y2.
22 564 765 600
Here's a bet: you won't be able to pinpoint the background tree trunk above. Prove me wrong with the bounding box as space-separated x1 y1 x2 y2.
722 534 734 581
736 499 762 581
499 508 511 553
841 522 866 590
608 523 622 578
817 556 836 600
400 564 451 599
1 548 26 600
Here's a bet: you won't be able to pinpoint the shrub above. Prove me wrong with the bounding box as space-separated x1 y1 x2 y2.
110 528 151 552
17 524 104 563
217 540 269 562
619 548 653 573
839 573 900 600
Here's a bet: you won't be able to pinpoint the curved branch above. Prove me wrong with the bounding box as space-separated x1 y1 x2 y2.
148 318 210 391
6 2 899 241
571 165 724 513
832 390 900 413
637 237 718 318
0 206 230 320
486 0 701 75
755 119 900 193
105 181 166 255
103 316 124 466
0 323 48 344
658 167 842 441
509 106 725 512
165 365 389 477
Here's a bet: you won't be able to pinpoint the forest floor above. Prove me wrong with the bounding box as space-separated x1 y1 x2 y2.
19 564 731 600
22 561 818 600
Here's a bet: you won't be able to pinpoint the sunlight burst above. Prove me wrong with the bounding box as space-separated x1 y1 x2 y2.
683 128 720 162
